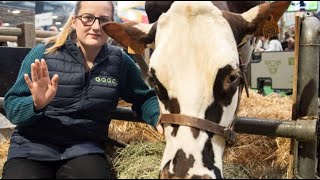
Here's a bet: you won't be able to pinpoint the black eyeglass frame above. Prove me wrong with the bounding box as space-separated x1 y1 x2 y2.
75 13 113 26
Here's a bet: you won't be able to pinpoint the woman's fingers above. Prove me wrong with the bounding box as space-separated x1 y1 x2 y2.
47 74 59 98
31 63 38 82
156 124 164 134
35 59 43 79
24 74 33 89
41 59 49 78
51 74 59 89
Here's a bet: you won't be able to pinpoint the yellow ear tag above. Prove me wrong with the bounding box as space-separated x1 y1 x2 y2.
128 43 145 54
263 16 279 38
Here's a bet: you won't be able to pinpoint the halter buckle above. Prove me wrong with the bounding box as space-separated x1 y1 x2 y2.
224 128 237 145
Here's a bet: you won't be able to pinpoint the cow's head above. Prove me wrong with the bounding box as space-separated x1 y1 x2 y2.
102 1 290 179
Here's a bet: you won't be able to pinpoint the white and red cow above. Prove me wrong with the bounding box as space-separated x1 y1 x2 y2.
102 1 291 179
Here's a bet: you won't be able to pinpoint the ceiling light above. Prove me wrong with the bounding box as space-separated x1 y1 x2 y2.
52 15 58 19
12 10 20 14
55 22 61 25
3 23 10 26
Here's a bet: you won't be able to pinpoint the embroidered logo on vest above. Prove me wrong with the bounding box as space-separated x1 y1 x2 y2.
95 76 118 86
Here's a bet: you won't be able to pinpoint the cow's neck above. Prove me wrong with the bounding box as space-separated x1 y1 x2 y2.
160 125 226 179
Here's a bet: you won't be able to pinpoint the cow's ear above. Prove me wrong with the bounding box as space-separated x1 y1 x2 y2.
222 1 291 46
242 1 291 37
102 22 157 54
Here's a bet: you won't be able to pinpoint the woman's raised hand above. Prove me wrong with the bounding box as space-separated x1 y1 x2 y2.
24 59 59 111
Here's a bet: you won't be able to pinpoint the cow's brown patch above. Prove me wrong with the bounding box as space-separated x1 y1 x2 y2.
102 22 156 52
226 1 265 13
150 68 181 113
190 174 213 179
160 160 174 179
214 65 240 106
204 65 240 124
172 149 195 177
204 101 223 124
202 138 222 179
171 124 179 137
222 12 251 45
190 127 200 139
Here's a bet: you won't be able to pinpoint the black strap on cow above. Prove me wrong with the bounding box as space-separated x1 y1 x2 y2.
238 51 250 98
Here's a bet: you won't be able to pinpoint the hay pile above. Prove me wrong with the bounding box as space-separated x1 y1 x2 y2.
223 90 292 179
0 139 9 177
113 142 165 179
109 100 165 144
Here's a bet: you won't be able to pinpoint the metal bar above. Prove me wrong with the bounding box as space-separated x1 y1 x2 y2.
293 14 320 179
0 96 317 142
233 117 317 142
1 95 315 142
300 43 320 46
110 106 317 141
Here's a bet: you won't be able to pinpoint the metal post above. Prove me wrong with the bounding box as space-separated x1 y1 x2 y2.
293 13 320 179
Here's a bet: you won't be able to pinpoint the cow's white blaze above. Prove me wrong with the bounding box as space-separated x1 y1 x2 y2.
150 1 239 116
162 126 217 177
150 1 241 176
220 88 240 127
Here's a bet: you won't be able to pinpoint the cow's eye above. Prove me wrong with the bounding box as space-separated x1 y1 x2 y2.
228 74 238 84
227 72 240 84
224 72 240 90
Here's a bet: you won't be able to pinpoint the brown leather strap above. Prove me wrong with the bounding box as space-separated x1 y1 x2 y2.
160 114 236 144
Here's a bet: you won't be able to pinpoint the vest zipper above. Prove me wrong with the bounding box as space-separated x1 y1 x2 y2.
80 68 90 110
79 62 100 110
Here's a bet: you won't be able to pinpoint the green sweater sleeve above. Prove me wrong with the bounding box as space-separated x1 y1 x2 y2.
119 52 160 127
4 44 46 125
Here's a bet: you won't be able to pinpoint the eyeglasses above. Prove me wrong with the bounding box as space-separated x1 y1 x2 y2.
75 13 113 26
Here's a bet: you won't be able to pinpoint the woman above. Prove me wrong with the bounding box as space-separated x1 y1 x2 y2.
265 35 283 52
2 1 162 179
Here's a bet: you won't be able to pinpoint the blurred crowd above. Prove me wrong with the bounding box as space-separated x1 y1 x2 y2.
254 30 295 52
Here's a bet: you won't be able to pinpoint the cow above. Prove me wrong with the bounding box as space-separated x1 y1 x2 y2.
102 1 291 179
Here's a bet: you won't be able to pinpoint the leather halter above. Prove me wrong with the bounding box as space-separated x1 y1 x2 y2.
159 51 249 145
160 114 237 144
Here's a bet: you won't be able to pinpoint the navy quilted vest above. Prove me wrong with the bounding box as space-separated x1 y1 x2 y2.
9 40 124 160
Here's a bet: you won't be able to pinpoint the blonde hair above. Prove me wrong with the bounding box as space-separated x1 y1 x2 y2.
45 1 81 54
44 1 114 54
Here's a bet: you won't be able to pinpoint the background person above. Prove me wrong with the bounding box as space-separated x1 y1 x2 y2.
265 35 283 52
